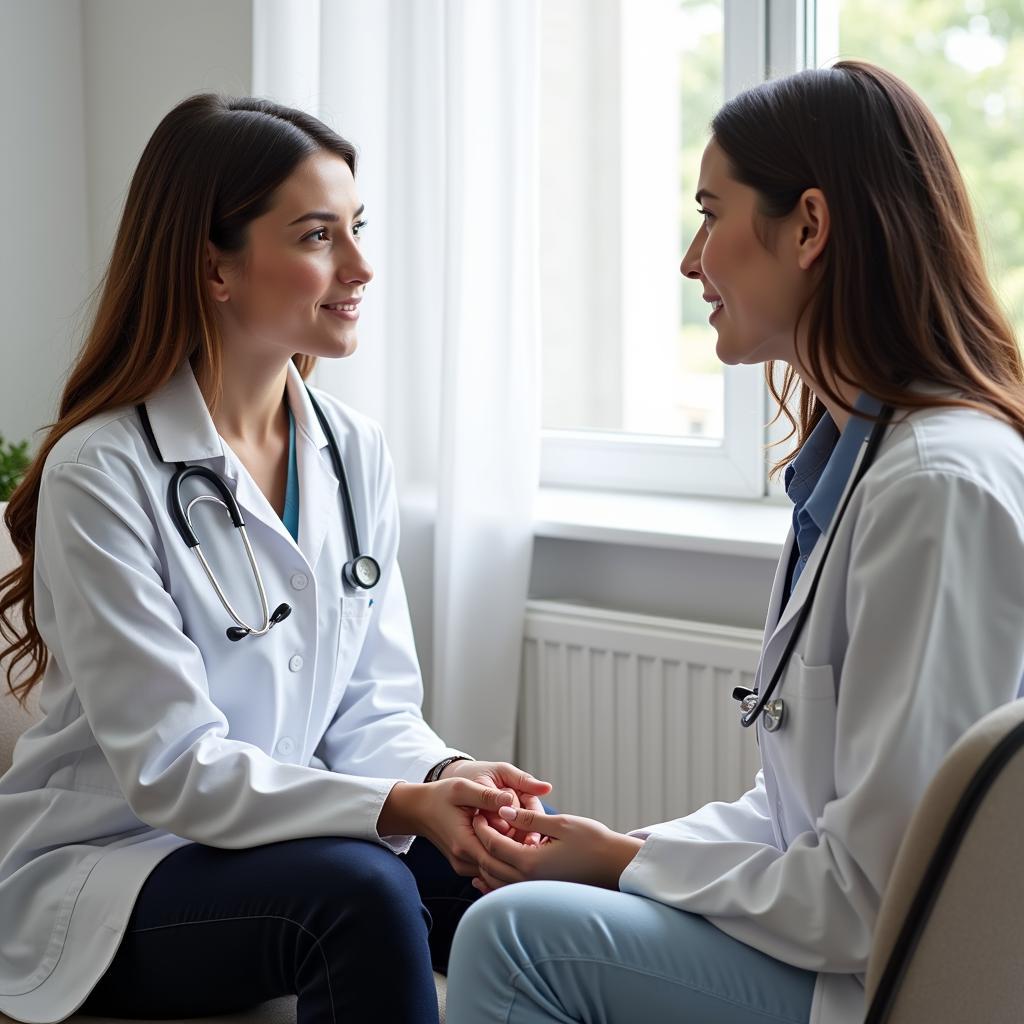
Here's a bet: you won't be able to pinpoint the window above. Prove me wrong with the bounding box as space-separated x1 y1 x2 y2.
539 0 1023 500
539 0 773 498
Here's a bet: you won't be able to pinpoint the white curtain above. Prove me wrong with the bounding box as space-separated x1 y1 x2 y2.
252 0 540 760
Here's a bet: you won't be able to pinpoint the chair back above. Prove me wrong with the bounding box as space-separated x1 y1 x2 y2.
865 697 1024 1023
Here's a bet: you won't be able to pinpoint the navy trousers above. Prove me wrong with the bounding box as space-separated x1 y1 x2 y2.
80 835 479 1023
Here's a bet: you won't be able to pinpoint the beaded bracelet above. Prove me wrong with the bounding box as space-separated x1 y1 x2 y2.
424 755 472 783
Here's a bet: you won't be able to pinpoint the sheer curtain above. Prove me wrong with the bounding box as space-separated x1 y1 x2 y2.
252 0 540 760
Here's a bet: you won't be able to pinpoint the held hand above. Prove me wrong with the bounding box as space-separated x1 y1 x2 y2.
440 760 553 845
378 779 514 876
470 806 644 894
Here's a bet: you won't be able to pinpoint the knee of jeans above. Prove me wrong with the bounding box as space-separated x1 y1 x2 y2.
288 839 423 927
453 881 569 966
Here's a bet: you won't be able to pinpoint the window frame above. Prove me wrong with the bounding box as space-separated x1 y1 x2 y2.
540 0 814 499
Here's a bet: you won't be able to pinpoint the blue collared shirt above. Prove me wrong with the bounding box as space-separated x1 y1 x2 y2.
783 392 883 599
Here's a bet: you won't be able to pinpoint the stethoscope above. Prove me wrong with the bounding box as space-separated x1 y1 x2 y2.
136 385 381 642
732 404 895 733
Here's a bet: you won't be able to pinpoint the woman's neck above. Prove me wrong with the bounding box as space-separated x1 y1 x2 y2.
211 353 291 449
796 365 861 433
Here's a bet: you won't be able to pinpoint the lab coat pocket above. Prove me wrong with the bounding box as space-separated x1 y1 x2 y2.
329 594 374 709
763 653 838 837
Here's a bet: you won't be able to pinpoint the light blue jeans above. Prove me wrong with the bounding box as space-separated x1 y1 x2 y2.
446 880 815 1023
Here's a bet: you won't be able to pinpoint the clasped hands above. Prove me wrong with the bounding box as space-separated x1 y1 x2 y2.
380 759 644 893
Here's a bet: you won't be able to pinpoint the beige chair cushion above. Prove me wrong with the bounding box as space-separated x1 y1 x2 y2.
0 979 447 1023
0 999 299 1024
866 698 1024 1023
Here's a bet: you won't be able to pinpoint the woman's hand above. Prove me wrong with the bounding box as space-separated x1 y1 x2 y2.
440 760 552 845
470 805 644 893
377 779 514 876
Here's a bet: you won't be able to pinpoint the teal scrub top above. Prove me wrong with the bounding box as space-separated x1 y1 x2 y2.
282 404 300 541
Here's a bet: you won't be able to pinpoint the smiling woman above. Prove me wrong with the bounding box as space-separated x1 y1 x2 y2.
0 93 548 1024
207 151 371 376
445 60 1024 1024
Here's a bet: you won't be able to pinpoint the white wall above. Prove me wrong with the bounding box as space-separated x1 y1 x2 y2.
0 0 90 451
80 0 253 277
0 0 252 454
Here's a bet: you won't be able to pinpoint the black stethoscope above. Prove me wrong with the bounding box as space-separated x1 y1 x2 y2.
732 404 895 733
136 385 381 643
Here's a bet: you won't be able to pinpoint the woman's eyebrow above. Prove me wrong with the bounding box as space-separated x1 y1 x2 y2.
695 189 720 204
287 204 365 226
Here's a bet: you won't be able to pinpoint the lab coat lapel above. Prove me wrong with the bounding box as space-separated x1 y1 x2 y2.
218 451 296 551
145 359 336 563
757 434 872 684
757 528 824 687
294 430 339 569
763 531 795 645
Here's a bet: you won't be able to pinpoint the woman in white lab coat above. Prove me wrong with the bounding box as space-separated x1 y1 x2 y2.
445 61 1024 1024
0 94 549 1024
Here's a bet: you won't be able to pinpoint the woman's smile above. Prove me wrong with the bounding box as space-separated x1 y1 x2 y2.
320 297 361 321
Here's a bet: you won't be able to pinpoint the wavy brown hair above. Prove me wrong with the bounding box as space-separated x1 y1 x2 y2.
1 94 357 705
710 60 1024 472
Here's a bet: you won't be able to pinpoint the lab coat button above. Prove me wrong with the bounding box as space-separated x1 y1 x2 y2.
290 572 309 591
275 737 295 757
289 654 304 672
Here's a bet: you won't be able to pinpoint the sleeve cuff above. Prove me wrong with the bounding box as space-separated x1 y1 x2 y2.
370 778 418 854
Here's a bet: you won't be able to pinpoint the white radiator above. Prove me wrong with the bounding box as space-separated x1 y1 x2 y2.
517 600 764 833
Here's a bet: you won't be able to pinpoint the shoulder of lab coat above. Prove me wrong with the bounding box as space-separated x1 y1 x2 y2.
620 404 1024 980
34 395 449 854
306 388 470 791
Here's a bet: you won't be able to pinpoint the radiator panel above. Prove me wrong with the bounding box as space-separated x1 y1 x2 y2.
518 601 763 833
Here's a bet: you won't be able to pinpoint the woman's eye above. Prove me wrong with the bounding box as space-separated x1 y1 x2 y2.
353 219 367 238
697 207 715 225
307 227 330 243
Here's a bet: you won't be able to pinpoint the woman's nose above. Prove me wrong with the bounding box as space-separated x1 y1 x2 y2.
340 247 373 286
680 227 704 281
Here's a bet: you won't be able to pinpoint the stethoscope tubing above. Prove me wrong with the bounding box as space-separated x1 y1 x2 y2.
135 382 378 642
739 404 895 729
306 388 363 572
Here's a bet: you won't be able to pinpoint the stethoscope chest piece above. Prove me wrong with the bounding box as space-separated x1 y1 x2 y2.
763 698 785 733
345 554 381 590
738 691 785 732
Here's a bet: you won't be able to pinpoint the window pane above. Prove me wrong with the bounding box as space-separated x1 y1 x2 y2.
829 0 1024 341
540 0 725 440
677 0 725 440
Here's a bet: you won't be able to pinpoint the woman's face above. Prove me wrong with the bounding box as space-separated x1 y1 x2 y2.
208 151 373 360
680 140 822 368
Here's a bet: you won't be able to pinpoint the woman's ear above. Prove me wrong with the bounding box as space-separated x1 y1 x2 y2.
794 187 830 271
205 241 232 303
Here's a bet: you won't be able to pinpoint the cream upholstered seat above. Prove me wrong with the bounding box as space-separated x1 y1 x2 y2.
0 511 446 1024
863 696 1024 1023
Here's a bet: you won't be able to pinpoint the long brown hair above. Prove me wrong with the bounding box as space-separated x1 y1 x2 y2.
1 94 358 705
711 60 1024 472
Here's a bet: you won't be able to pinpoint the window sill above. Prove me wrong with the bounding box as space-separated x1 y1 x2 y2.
534 487 790 560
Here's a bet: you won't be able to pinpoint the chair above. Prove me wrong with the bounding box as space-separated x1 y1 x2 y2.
0 515 446 1023
864 697 1024 1023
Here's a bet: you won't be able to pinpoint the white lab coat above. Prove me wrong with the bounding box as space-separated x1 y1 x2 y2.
0 360 465 1024
620 400 1024 1024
